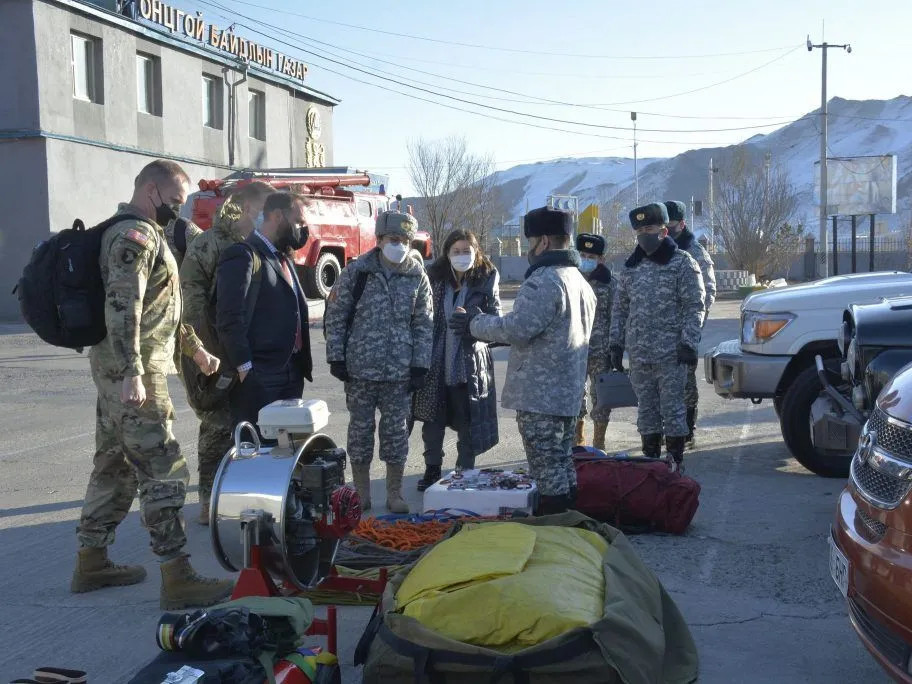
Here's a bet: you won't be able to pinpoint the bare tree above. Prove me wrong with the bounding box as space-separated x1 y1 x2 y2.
407 137 503 256
714 148 802 278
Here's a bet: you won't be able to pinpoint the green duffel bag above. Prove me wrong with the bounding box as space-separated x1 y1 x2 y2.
354 511 698 684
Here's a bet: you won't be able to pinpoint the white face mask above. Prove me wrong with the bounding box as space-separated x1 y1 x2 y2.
579 257 597 273
382 241 409 264
450 249 475 273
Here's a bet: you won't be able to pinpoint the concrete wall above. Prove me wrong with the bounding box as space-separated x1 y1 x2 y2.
0 0 337 319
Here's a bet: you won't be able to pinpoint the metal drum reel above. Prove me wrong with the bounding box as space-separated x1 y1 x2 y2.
209 399 361 592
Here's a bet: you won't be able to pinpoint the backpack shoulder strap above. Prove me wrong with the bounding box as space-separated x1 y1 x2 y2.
173 217 189 254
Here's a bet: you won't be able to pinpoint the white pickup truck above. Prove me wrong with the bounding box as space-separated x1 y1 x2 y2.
704 271 912 477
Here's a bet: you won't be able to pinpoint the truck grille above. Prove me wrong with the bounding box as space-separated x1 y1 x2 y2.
851 455 912 508
866 409 912 463
856 507 887 542
849 599 911 670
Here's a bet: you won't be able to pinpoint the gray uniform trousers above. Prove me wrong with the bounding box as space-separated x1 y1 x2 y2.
628 361 688 437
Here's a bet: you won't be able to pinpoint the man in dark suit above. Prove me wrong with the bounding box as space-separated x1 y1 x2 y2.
216 192 313 436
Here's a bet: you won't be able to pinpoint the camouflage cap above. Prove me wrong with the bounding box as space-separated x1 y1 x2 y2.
629 203 669 229
576 232 606 256
664 200 686 223
376 210 417 239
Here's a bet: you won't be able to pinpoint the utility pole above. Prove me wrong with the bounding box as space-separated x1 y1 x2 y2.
764 150 771 222
808 34 851 278
708 156 716 251
631 111 639 205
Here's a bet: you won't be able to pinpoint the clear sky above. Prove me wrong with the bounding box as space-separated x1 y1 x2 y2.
167 0 912 195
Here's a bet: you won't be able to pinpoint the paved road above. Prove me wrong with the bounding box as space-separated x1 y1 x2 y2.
0 299 889 683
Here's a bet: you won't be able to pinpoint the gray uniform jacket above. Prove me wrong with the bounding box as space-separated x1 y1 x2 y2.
470 250 596 418
325 247 433 382
609 237 705 364
674 228 716 314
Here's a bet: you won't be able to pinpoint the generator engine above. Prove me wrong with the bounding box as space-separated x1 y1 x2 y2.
210 399 361 591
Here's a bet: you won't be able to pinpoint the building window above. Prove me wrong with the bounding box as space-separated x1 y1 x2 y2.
202 74 223 129
71 33 102 103
136 53 161 116
248 89 266 140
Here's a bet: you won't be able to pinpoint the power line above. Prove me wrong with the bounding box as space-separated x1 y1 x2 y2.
212 0 802 60
201 0 804 134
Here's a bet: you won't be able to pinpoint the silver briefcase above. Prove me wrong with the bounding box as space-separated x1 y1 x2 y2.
594 371 638 409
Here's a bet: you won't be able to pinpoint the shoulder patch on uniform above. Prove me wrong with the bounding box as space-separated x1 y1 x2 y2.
121 249 137 265
125 228 151 247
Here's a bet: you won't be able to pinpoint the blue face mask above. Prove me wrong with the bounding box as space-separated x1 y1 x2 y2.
254 214 265 231
580 257 598 273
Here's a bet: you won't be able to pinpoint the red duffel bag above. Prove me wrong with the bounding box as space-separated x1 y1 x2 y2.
572 448 700 535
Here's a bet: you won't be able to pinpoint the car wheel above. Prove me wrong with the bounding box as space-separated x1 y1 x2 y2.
303 252 341 299
779 360 853 478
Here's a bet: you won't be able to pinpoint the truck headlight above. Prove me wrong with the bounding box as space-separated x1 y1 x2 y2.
741 311 796 345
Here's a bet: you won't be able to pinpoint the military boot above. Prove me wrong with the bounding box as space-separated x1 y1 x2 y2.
385 462 410 514
160 555 233 610
685 408 698 448
70 547 147 593
536 494 571 516
666 436 687 473
574 419 586 447
351 462 372 512
641 433 663 459
198 501 210 526
592 422 609 451
416 464 441 492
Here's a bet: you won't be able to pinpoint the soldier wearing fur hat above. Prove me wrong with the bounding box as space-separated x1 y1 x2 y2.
665 200 716 446
575 233 614 450
608 203 705 471
324 210 434 514
451 207 596 514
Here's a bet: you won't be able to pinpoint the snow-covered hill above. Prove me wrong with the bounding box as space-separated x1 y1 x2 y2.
489 95 912 232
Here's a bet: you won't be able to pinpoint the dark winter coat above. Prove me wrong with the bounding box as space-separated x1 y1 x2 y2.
413 265 502 458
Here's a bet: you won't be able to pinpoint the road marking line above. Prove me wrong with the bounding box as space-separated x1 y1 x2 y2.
698 401 755 584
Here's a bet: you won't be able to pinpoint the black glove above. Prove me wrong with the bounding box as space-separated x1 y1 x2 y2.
677 344 698 366
609 345 625 372
448 306 482 339
329 361 350 382
409 367 428 392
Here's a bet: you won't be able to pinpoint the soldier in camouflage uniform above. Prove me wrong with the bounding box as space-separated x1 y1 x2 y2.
574 233 614 450
72 160 233 610
609 203 705 471
665 200 716 446
459 207 596 514
179 181 272 523
325 211 433 514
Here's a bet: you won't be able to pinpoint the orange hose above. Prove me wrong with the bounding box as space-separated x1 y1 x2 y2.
352 517 498 551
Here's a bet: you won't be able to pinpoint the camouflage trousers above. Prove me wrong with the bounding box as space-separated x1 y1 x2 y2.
684 363 699 410
194 402 233 502
345 378 411 466
628 361 688 437
578 361 613 423
515 411 577 497
78 368 189 558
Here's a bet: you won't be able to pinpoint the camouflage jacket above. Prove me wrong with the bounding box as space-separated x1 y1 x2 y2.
470 250 596 418
179 200 247 335
324 247 433 382
585 265 614 373
674 228 716 315
89 204 183 378
609 237 705 365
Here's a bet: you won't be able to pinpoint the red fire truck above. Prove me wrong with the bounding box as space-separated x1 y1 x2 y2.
187 168 432 299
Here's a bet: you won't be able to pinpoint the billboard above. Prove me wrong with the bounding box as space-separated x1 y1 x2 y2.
814 155 897 216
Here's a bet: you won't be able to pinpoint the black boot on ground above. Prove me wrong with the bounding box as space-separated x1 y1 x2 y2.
536 494 571 516
666 435 687 473
641 433 663 459
416 464 442 492
685 408 697 448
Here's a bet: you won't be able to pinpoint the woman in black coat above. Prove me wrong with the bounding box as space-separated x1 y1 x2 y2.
412 229 501 490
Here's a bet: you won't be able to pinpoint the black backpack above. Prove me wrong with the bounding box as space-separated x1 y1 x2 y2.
13 213 152 351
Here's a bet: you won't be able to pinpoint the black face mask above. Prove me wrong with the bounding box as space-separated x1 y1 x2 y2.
637 233 663 255
274 215 309 253
153 186 180 227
